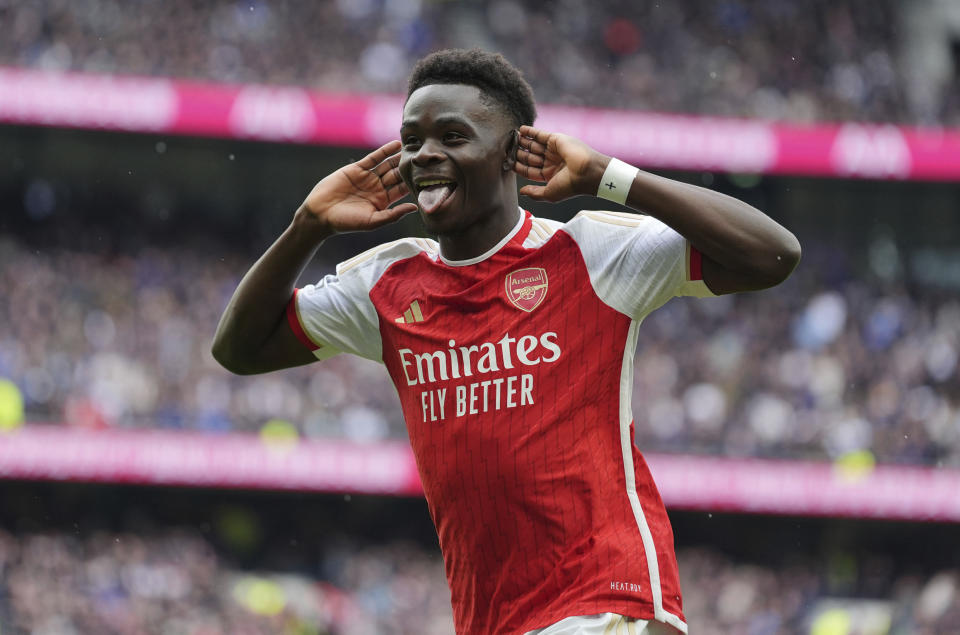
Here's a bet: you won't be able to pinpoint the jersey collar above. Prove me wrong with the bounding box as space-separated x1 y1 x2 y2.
439 207 529 267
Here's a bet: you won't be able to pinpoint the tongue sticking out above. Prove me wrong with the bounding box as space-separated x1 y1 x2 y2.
417 184 454 214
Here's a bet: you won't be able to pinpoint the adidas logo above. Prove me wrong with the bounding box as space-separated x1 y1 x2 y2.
395 300 425 324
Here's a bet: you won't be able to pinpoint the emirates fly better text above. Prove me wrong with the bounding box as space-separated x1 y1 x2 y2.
397 332 561 422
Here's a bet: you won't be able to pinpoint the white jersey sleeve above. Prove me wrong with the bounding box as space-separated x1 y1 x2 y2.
561 210 714 320
287 237 437 362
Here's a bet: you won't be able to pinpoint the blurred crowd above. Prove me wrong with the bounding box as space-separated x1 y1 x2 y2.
632 262 960 467
1 235 957 468
0 528 454 634
0 236 407 441
1 0 958 125
0 527 958 634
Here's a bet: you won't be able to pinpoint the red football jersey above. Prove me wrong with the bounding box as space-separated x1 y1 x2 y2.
288 210 712 634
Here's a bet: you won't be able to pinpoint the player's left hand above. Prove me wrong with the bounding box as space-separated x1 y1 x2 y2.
513 125 608 202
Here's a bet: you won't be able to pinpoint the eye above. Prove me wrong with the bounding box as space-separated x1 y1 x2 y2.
402 136 420 148
443 131 466 144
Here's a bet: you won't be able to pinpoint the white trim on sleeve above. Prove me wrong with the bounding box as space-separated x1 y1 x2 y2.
562 210 714 320
295 237 437 361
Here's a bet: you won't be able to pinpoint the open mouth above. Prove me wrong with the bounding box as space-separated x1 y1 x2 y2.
416 179 458 215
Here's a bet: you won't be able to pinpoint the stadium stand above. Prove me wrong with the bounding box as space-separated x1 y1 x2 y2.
1 0 958 125
1 484 959 634
2 2 960 633
0 528 455 634
2 234 956 467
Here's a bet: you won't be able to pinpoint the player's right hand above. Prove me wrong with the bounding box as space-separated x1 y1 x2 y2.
299 140 418 237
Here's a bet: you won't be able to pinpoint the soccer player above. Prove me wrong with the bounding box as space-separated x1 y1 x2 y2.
212 49 800 634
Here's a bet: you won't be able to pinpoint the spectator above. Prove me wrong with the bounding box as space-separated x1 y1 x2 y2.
0 236 957 467
0 527 957 633
0 0 952 125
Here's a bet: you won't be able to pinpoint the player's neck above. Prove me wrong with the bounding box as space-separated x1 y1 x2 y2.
438 197 521 262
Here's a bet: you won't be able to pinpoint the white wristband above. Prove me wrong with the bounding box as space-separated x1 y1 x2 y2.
596 158 638 205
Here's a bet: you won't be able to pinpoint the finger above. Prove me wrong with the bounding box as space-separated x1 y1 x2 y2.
512 161 547 182
518 184 549 199
356 140 402 170
370 202 418 227
518 135 547 156
385 180 410 200
379 165 405 189
372 151 401 177
391 202 418 215
518 125 552 145
516 148 544 168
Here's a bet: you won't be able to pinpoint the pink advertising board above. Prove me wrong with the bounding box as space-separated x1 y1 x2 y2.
2 67 959 181
2 426 958 522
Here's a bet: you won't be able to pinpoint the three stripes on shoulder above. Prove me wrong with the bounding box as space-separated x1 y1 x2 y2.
396 300 425 324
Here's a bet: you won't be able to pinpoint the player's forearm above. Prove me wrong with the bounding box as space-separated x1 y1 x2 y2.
211 206 330 372
624 170 800 288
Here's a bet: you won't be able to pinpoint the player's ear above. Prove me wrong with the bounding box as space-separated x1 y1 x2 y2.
502 129 519 171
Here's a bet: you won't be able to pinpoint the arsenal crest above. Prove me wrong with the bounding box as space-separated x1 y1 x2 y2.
505 268 548 312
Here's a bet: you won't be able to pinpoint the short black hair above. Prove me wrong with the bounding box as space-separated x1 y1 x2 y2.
406 49 537 128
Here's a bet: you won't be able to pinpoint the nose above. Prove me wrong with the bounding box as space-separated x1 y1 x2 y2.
411 138 445 166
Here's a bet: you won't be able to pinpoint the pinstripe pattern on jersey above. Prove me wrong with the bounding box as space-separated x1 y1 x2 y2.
291 211 699 633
